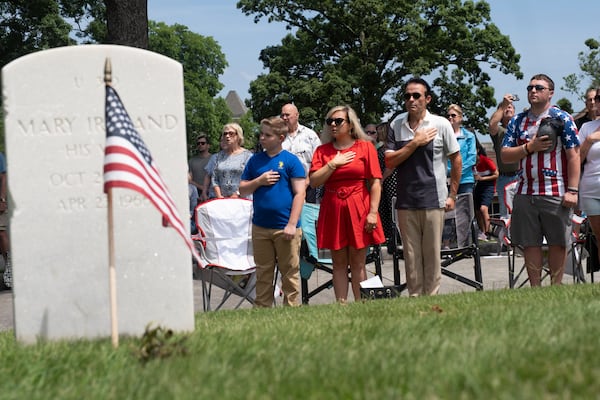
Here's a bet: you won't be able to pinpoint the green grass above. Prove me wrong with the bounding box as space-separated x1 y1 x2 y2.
1 284 599 399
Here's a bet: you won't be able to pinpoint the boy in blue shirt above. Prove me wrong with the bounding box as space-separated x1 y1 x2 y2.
239 116 306 307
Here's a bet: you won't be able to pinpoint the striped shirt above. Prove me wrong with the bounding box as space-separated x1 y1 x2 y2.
502 106 579 196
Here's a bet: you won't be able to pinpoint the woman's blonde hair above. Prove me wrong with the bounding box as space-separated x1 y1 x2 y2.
320 105 368 144
222 122 244 146
447 104 463 117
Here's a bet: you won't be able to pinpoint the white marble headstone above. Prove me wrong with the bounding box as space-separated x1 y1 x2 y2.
2 44 195 343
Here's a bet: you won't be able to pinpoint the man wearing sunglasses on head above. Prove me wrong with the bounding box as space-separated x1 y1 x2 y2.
385 77 462 297
501 73 580 287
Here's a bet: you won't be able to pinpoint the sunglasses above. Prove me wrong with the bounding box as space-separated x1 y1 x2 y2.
526 84 550 92
325 117 347 126
403 92 422 100
222 131 236 136
595 95 600 102
365 130 377 135
447 113 458 119
197 141 207 145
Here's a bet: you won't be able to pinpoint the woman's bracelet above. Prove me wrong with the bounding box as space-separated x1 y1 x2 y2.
327 162 337 171
567 187 579 194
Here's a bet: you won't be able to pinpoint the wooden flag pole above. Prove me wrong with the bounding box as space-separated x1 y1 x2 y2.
104 57 119 348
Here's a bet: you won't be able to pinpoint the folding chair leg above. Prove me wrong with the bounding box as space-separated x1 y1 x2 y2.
570 242 586 284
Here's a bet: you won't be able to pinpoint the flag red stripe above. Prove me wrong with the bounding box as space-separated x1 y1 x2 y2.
103 85 201 264
104 163 187 235
104 145 182 227
104 139 176 205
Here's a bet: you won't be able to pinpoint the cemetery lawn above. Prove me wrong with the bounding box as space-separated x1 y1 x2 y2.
0 284 599 399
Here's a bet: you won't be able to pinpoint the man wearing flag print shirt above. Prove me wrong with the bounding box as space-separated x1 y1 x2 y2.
501 73 580 286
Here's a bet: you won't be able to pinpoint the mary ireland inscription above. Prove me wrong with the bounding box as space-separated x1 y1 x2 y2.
2 45 195 343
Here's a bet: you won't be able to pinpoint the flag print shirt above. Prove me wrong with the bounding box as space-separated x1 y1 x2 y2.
502 106 579 197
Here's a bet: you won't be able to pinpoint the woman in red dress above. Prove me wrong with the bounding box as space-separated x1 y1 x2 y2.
309 105 385 302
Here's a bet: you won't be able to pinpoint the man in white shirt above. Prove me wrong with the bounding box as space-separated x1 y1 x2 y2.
280 103 321 202
385 77 461 296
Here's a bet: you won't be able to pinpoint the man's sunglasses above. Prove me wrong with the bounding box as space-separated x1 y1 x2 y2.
403 92 422 100
526 84 550 92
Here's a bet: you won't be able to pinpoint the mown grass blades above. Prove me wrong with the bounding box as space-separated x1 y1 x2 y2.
0 284 599 399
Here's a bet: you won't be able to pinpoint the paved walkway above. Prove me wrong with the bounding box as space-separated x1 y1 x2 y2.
1 248 594 333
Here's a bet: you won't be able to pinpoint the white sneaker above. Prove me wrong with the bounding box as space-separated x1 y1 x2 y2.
478 232 488 241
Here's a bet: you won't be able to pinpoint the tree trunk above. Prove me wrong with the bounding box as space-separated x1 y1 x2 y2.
105 0 148 49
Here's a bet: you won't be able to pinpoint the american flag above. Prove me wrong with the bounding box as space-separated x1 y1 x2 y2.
103 85 201 263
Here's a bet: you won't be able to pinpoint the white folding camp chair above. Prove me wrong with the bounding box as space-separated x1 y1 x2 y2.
193 198 257 311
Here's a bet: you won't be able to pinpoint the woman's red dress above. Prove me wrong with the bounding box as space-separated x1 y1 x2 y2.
310 140 385 250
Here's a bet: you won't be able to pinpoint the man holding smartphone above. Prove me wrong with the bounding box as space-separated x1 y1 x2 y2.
488 93 520 218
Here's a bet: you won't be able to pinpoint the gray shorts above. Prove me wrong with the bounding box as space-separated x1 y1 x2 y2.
510 194 572 247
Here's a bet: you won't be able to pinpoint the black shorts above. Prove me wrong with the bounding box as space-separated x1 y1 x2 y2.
474 182 495 208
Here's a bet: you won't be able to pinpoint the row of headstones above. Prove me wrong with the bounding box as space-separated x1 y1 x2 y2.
2 45 195 343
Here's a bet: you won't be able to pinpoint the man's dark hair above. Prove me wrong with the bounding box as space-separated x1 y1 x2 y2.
530 74 555 90
405 77 432 97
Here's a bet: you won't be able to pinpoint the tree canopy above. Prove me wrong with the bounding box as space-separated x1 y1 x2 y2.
0 0 74 67
147 21 236 152
238 0 522 133
0 0 237 154
562 37 600 103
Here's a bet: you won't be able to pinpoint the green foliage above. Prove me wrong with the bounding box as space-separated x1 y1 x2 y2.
580 38 600 87
237 110 260 151
0 285 600 398
237 0 522 134
0 0 74 67
148 21 233 156
561 73 582 99
58 0 107 42
1 3 238 158
556 98 574 114
562 37 600 102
